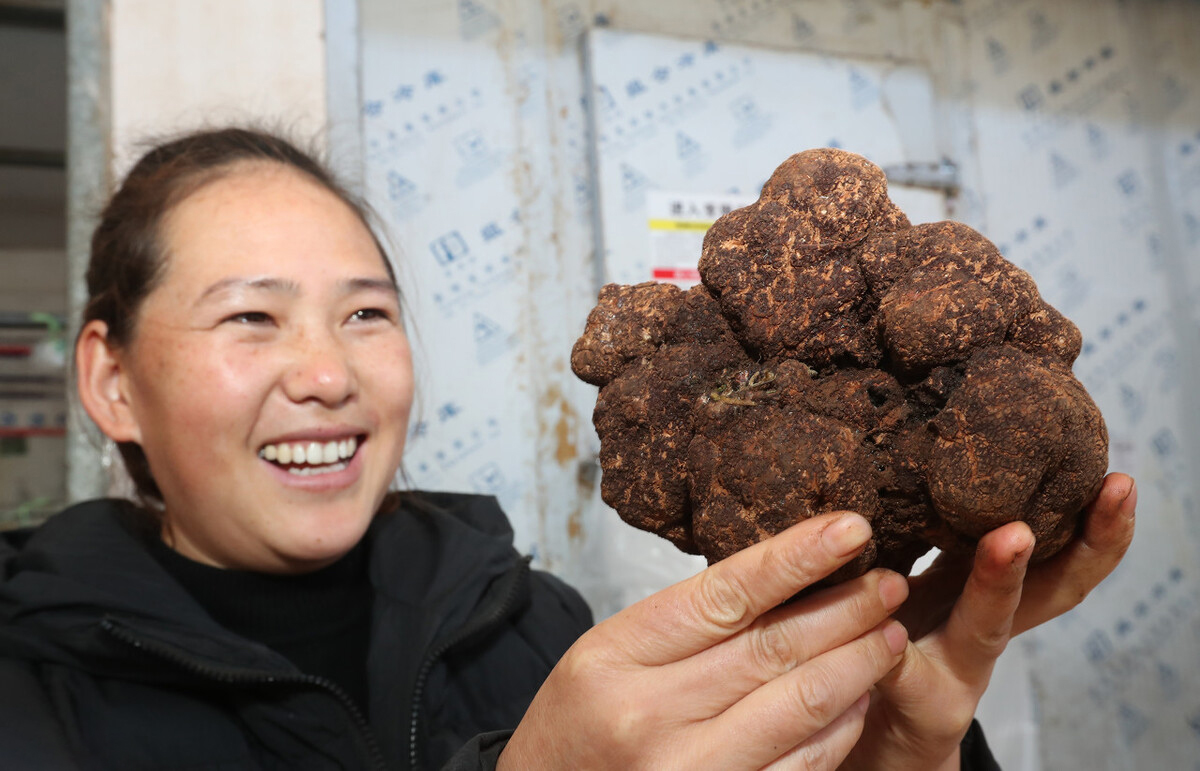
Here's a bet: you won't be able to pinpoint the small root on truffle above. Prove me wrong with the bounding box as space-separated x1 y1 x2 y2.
707 368 778 406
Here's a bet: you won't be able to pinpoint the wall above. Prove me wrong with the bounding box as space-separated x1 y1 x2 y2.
356 1 1200 769
108 0 327 176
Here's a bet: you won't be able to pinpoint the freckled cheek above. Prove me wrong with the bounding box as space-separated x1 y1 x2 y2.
357 342 414 419
159 352 276 439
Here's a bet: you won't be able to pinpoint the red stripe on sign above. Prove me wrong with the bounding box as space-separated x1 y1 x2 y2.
652 267 701 281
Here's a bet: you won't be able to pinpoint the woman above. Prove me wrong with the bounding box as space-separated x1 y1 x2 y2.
0 128 1136 770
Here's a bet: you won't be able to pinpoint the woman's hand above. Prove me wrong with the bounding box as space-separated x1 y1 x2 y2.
501 511 910 770
842 472 1137 771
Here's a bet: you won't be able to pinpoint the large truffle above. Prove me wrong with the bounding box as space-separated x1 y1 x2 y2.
572 148 1108 578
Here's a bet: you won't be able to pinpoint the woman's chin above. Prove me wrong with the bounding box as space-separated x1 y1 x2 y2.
271 515 374 570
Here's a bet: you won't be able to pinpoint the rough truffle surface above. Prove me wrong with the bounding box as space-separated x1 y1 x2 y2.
571 148 1108 577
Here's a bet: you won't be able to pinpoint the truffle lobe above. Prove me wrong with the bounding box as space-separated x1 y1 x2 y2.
570 281 683 387
926 346 1109 559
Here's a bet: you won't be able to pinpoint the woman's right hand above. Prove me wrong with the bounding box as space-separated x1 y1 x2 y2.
499 511 909 770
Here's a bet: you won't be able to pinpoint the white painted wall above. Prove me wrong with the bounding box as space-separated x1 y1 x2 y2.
108 0 327 176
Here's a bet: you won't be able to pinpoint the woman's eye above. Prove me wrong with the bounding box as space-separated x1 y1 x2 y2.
225 311 273 325
350 308 391 323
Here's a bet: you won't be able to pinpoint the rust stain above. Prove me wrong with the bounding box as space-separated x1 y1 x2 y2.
537 380 591 543
540 382 581 466
568 457 599 543
567 509 583 539
555 402 579 464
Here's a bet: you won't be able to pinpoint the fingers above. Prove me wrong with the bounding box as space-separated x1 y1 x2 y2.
608 512 873 666
675 569 908 710
900 473 1137 641
937 521 1033 679
703 619 907 769
1013 472 1136 635
859 527 1032 767
762 692 870 771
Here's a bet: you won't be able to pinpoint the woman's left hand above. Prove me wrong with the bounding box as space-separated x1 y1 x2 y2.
840 472 1137 771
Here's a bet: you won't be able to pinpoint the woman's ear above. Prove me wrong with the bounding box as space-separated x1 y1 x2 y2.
76 320 143 444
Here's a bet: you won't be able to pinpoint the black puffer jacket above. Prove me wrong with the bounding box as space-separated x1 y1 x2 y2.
0 492 592 770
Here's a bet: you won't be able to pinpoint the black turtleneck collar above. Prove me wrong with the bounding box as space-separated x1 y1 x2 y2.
143 534 373 710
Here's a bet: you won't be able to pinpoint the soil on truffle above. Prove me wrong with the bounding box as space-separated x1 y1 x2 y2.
571 148 1108 579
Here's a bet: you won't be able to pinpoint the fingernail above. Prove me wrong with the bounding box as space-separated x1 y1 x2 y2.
1125 479 1138 515
1013 533 1035 569
878 571 909 610
822 513 871 556
883 619 908 656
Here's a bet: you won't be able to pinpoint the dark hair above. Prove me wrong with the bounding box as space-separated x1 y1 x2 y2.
82 127 399 506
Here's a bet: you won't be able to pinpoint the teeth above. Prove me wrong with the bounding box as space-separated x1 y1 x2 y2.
258 436 360 467
287 461 349 476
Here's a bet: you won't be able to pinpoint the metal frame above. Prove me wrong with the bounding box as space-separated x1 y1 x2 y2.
0 147 65 168
64 0 109 502
0 4 64 30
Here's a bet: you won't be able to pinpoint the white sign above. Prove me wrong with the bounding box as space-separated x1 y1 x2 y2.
646 190 754 287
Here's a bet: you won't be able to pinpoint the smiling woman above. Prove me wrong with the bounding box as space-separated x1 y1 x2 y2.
80 130 401 504
0 128 1135 771
0 129 593 769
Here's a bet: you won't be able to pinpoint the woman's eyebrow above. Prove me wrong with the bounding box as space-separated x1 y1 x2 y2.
340 277 399 295
196 277 300 304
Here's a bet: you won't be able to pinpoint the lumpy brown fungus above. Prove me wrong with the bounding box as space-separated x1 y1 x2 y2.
571 148 1108 578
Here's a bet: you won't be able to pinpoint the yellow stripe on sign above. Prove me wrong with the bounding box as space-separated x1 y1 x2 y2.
647 219 715 231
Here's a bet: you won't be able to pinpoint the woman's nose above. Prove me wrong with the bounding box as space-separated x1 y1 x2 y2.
281 329 356 406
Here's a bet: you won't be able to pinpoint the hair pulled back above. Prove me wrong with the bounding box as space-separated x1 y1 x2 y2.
83 127 396 505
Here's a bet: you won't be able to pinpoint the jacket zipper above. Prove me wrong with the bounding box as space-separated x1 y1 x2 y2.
100 617 388 771
407 556 532 771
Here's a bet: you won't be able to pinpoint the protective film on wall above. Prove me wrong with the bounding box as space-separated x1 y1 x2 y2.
359 11 535 546
586 27 946 285
357 1 603 582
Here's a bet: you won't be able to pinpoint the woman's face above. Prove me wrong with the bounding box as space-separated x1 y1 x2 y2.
117 164 413 572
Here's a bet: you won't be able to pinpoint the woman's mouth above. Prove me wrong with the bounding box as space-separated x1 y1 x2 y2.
258 435 362 476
